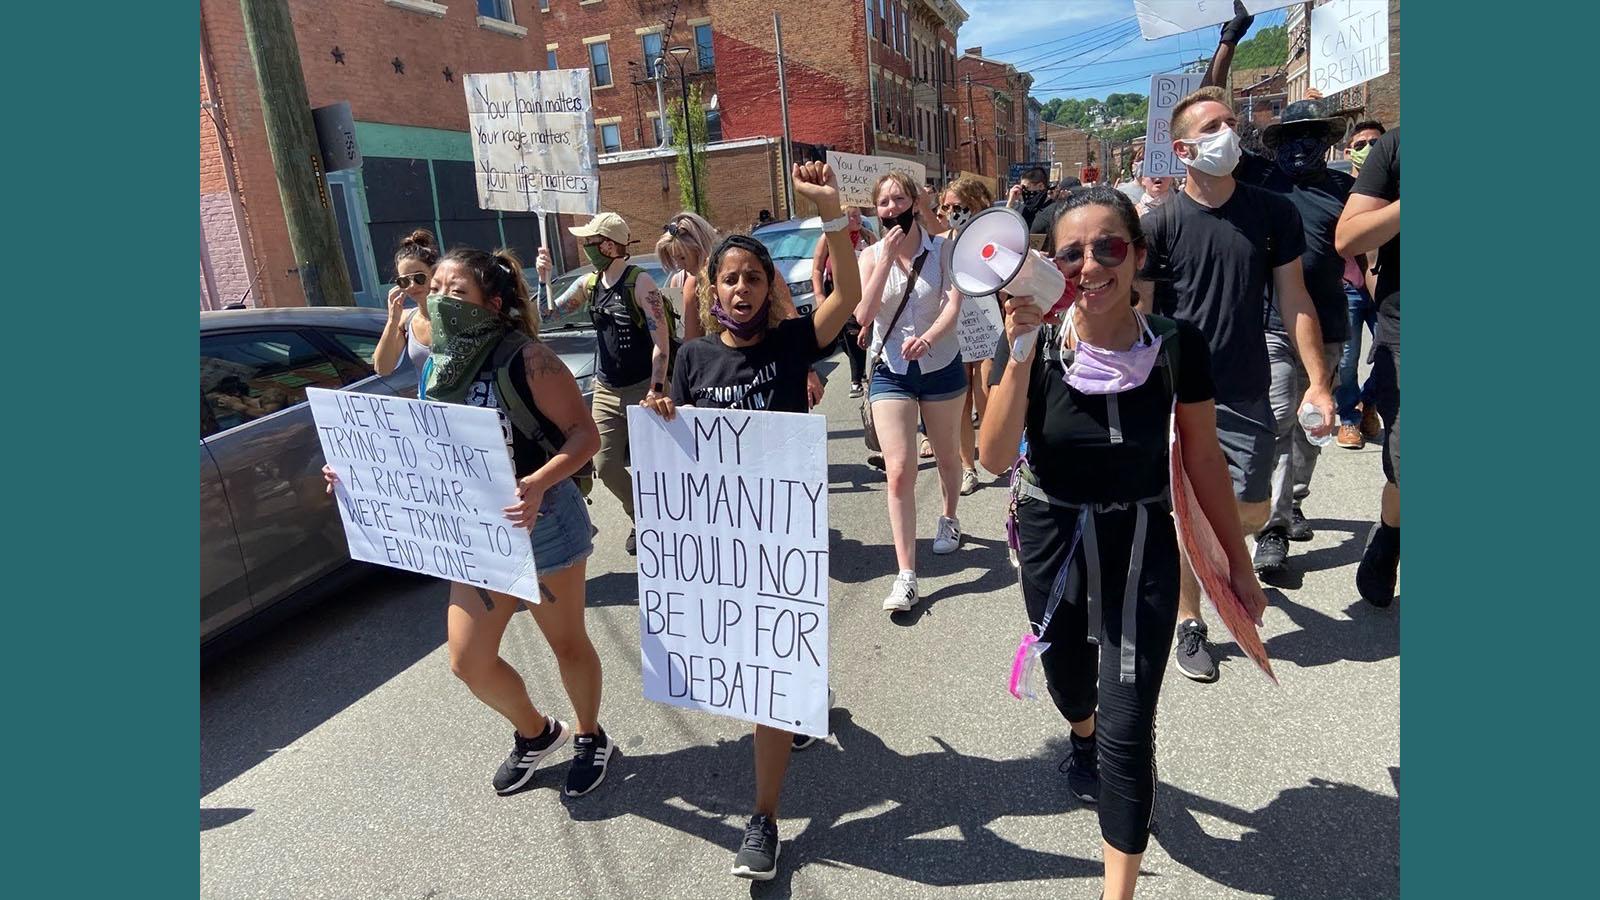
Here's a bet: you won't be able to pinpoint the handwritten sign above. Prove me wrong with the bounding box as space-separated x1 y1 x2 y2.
1310 0 1390 94
1134 1 1297 40
464 70 598 215
308 388 540 602
629 407 830 736
956 293 1004 362
1144 72 1205 178
826 151 928 208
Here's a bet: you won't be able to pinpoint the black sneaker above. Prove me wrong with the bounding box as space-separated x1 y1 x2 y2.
1059 731 1100 804
1356 522 1400 608
1174 619 1218 682
1253 527 1289 581
625 528 637 555
731 814 780 881
867 452 886 471
564 728 614 797
492 717 569 795
1288 506 1314 542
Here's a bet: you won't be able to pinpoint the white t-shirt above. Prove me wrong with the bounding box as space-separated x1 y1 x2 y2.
868 229 959 375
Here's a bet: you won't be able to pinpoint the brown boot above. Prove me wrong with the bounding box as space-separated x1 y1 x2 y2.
1336 424 1365 449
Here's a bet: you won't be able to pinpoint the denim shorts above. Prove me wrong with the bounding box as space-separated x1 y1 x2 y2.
529 477 594 576
869 357 969 403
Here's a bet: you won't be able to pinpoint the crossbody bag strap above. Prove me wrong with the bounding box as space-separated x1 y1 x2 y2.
873 247 930 366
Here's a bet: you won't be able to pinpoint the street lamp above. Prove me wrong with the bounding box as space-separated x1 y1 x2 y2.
666 46 700 215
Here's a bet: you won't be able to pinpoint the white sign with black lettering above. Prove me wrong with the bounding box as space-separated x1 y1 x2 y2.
1134 1 1298 40
464 69 599 215
826 151 928 209
1309 0 1390 94
308 388 540 602
1143 72 1205 178
956 293 1004 362
629 407 830 737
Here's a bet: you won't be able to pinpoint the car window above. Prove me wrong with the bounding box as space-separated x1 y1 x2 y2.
200 330 344 435
756 228 823 262
328 332 383 376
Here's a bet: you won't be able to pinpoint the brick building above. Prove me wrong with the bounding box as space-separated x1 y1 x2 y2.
1284 0 1400 128
954 48 1032 189
1039 121 1095 183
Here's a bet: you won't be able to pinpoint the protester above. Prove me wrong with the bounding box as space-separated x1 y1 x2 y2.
1134 170 1173 217
655 211 718 342
1007 167 1054 230
980 185 1270 900
940 175 1004 495
856 170 968 613
810 206 877 398
753 209 775 231
1137 86 1335 682
1346 120 1386 178
371 229 439 393
538 213 674 556
324 247 609 797
643 162 859 881
1335 120 1388 448
1233 98 1355 579
1030 177 1084 253
1337 128 1401 607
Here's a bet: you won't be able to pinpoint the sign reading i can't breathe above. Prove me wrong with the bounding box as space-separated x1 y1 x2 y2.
308 388 541 603
1309 0 1390 94
464 69 599 215
628 407 831 737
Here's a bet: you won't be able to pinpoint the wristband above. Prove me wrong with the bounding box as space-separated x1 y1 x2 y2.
651 383 664 393
820 215 850 233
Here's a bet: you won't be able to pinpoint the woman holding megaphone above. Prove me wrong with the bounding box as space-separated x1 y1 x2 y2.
978 185 1269 900
854 170 969 615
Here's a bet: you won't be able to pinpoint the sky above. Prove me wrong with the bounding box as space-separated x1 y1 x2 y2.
955 0 1288 101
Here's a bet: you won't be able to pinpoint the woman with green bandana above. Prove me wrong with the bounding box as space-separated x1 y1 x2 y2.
325 247 614 798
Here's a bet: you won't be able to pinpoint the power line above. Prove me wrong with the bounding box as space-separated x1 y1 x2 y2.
982 15 1136 61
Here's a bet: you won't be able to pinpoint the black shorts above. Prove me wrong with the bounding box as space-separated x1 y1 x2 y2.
1370 343 1400 485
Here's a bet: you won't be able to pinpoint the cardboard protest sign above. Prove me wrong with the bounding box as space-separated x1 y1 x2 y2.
1134 0 1297 40
629 407 831 736
1143 72 1205 178
956 293 1004 362
1309 0 1390 95
464 70 598 215
308 388 540 602
826 151 928 208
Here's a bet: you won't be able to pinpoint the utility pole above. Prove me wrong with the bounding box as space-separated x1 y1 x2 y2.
774 14 796 218
653 59 671 147
239 0 352 307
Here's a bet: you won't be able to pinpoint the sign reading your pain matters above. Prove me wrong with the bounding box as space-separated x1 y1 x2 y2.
628 407 831 737
464 69 599 215
309 388 541 603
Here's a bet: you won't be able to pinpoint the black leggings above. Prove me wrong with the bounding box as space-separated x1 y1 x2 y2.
1015 494 1180 855
840 316 867 384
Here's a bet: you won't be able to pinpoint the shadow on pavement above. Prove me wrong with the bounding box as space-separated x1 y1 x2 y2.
1262 590 1400 668
201 569 447 800
1154 777 1399 899
563 708 1102 890
585 571 641 607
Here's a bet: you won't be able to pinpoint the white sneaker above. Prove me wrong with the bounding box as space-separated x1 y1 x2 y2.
960 468 980 496
932 516 962 554
882 570 917 612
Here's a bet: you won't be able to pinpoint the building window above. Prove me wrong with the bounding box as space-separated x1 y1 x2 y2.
642 31 663 75
546 48 558 69
706 109 722 142
477 0 514 22
600 122 621 153
695 23 714 69
589 41 612 87
539 0 550 10
649 116 663 145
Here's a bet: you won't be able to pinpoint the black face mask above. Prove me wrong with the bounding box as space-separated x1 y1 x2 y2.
1022 189 1046 208
889 207 917 233
1275 136 1333 179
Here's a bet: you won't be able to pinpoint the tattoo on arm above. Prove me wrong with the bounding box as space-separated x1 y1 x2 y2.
476 587 495 612
641 289 664 332
538 582 558 604
554 280 588 315
523 341 568 379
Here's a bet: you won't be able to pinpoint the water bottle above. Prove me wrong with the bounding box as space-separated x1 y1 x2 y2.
1298 402 1334 447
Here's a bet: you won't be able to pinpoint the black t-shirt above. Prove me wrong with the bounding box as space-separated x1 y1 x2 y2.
589 266 655 388
1018 194 1053 230
1352 128 1400 348
670 317 827 414
1238 159 1355 343
461 348 550 479
1029 200 1060 252
1025 318 1215 504
1141 185 1305 402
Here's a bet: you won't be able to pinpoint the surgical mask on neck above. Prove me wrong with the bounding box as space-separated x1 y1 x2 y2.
1179 126 1242 177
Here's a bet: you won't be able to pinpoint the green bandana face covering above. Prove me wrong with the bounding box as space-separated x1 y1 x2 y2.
583 242 613 270
426 294 509 403
1348 145 1372 170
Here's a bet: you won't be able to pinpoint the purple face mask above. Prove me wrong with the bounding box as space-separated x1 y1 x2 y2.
1061 310 1164 394
712 295 771 340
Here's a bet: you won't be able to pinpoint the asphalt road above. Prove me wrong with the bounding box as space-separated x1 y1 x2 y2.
201 353 1400 899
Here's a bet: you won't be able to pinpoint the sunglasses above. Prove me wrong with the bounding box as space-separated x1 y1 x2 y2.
393 272 428 289
1350 138 1377 152
663 221 685 238
1052 236 1132 274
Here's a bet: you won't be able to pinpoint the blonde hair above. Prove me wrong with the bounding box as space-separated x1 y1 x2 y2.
655 211 719 274
872 170 922 208
942 175 993 212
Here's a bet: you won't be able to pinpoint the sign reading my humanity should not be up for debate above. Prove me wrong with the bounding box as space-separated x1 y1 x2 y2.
308 388 542 603
465 69 600 215
628 407 831 737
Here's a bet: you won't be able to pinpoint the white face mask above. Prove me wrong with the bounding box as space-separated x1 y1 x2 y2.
1178 126 1242 177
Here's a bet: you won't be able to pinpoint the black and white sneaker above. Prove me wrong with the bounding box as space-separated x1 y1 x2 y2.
492 717 570 795
1060 731 1100 804
791 733 817 750
731 814 780 881
564 728 614 797
1174 619 1219 683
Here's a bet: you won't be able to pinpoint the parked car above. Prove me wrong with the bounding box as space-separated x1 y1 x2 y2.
200 305 595 647
752 216 880 316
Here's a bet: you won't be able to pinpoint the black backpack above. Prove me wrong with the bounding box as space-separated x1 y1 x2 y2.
487 331 595 498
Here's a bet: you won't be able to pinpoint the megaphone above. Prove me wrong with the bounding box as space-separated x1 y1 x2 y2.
947 206 1073 363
